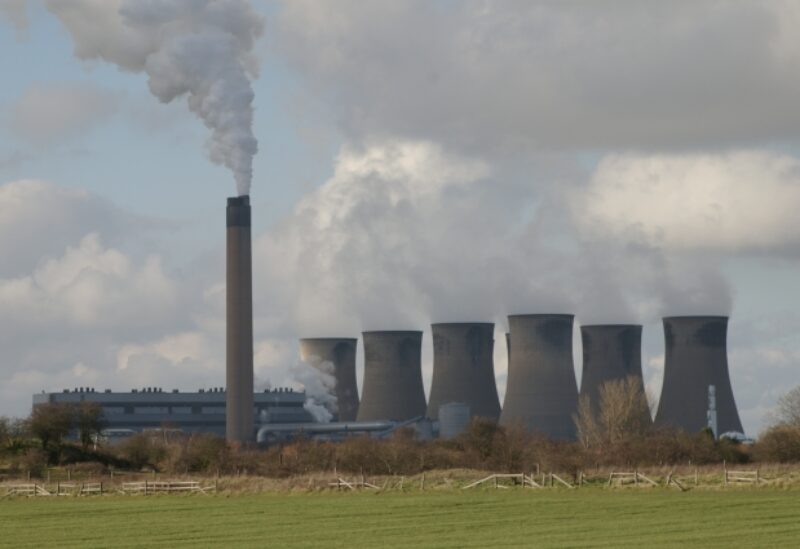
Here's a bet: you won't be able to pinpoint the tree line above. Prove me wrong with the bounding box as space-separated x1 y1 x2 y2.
3 382 800 478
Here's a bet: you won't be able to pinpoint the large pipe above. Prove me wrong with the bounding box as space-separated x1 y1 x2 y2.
500 314 578 439
426 323 500 421
299 338 360 421
357 331 426 422
226 195 254 443
580 324 650 420
655 316 743 434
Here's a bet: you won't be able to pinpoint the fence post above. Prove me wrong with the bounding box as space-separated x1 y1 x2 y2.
145 481 149 496
100 482 103 495
723 461 728 486
694 468 698 486
67 469 71 482
635 469 639 486
420 473 425 491
756 469 760 484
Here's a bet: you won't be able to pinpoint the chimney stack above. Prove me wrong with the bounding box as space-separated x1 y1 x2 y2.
226 195 254 443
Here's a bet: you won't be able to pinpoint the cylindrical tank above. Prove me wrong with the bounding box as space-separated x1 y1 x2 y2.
356 331 426 421
426 323 500 421
439 402 471 439
655 316 743 434
499 314 578 439
226 195 254 443
580 324 649 419
299 338 359 421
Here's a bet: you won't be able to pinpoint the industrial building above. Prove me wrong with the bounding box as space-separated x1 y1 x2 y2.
655 316 743 434
357 331 427 422
32 387 313 437
426 323 500 421
579 324 650 421
500 314 579 439
299 338 360 421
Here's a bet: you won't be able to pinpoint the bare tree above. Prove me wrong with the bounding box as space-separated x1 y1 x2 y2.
774 386 800 427
573 395 600 449
75 402 105 450
574 376 651 449
28 403 73 462
598 376 651 445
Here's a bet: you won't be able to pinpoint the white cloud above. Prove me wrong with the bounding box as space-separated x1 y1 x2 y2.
9 83 119 144
574 151 800 255
0 179 145 277
270 1 800 152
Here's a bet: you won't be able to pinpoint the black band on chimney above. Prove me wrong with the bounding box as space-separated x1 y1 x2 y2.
227 195 251 227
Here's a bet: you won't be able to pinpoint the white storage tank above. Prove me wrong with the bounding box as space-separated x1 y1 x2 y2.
438 402 471 439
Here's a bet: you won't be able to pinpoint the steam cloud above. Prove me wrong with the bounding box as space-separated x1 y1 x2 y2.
47 0 263 195
286 358 337 423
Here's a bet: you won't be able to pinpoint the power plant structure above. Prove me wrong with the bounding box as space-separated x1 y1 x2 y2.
500 314 579 439
299 338 360 421
579 324 649 420
226 195 254 443
655 316 743 434
357 331 427 422
426 323 501 421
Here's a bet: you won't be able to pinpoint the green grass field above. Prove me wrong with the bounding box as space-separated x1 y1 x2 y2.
2 490 799 548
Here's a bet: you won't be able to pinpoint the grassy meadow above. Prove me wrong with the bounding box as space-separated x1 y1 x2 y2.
2 488 800 548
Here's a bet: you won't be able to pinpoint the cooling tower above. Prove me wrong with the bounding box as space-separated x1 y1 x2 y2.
426 323 500 421
226 196 254 443
299 338 360 421
499 314 578 439
580 324 649 417
655 316 743 434
356 331 426 421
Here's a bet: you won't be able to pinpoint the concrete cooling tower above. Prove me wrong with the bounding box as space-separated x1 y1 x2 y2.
357 331 426 422
226 196 254 443
299 338 360 422
580 324 649 418
500 314 578 439
655 316 743 434
426 323 501 421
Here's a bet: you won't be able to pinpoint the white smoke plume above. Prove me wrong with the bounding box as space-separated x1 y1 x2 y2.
47 0 263 195
286 358 337 423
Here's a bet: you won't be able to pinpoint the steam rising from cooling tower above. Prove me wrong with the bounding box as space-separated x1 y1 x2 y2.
357 331 426 422
299 338 359 422
655 316 743 434
427 323 500 421
48 0 263 195
500 314 578 439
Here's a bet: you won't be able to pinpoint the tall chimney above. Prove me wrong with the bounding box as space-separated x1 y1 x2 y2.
226 195 254 443
655 316 743 434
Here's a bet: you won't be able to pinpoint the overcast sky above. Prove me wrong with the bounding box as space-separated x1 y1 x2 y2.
0 1 798 435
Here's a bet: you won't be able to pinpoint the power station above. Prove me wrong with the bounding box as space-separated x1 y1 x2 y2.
357 331 427 422
299 338 360 421
31 199 748 444
226 195 254 443
655 316 743 434
426 323 500 421
500 314 579 439
579 324 649 420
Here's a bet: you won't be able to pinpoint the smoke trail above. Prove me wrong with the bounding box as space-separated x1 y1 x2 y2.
47 0 263 195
